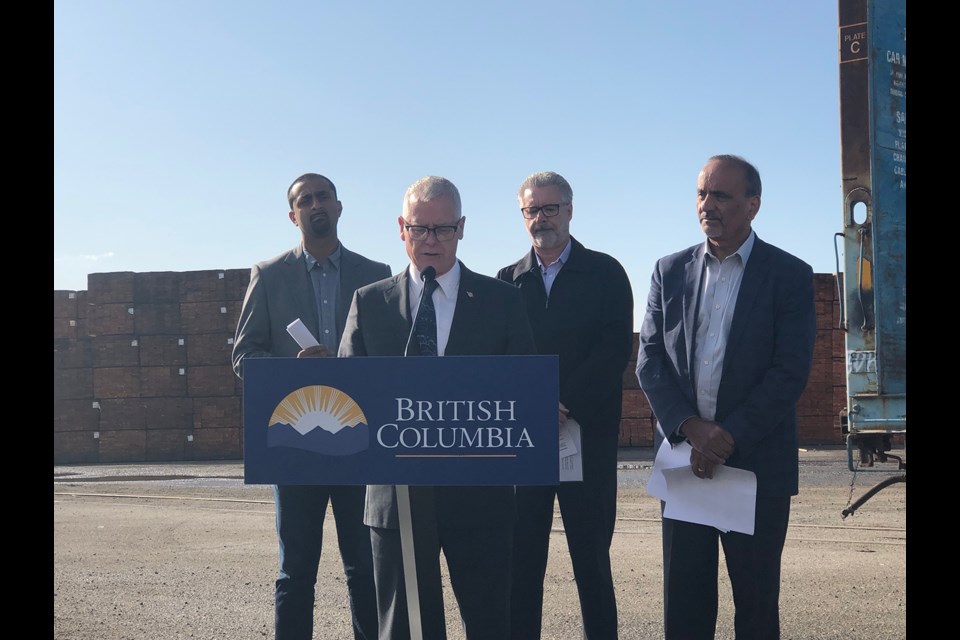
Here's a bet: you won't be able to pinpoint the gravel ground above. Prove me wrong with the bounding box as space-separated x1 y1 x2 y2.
54 447 907 639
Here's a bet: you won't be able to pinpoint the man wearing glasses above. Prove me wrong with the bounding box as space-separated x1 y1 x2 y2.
497 171 634 640
233 173 390 640
340 176 536 640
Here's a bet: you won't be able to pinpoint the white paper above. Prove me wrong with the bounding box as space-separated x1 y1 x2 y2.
646 436 686 501
286 318 320 349
559 418 583 482
646 432 758 535
559 418 579 457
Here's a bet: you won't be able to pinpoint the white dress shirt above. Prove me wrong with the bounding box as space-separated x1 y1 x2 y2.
692 231 756 421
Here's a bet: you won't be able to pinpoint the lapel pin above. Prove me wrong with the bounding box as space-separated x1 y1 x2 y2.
467 291 474 298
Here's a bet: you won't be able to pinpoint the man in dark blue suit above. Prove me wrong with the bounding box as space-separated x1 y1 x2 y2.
636 155 816 640
233 173 390 640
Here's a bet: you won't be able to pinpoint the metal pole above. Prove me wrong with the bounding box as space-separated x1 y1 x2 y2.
396 484 424 640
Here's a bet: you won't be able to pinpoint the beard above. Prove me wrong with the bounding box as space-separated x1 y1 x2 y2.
531 227 560 250
308 214 332 237
700 219 723 239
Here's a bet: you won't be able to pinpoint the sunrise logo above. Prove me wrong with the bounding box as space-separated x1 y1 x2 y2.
267 385 369 455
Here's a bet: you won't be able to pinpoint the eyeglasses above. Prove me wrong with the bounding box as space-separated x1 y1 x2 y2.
520 203 566 219
404 223 460 241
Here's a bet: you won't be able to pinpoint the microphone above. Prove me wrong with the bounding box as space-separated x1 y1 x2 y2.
404 266 437 356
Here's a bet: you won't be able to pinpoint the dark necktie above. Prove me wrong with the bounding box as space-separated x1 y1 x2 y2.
412 278 440 356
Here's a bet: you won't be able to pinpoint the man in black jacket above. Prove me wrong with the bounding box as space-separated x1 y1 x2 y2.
497 171 634 640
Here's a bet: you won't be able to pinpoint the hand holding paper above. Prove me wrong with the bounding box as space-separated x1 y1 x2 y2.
286 318 320 349
647 437 757 535
681 418 735 465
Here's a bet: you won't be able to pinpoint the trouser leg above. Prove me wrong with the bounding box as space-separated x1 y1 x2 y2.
369 487 445 640
662 509 720 640
509 485 556 640
331 485 378 640
558 431 619 640
722 497 791 640
274 485 329 640
443 523 513 640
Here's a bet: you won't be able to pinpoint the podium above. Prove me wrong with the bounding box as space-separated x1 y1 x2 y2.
243 355 560 638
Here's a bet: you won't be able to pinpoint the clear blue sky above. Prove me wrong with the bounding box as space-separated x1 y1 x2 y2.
55 1 844 326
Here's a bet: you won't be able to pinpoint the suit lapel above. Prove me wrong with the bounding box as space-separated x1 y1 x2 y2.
446 263 476 355
723 237 770 372
337 245 362 335
385 270 413 352
682 245 705 379
284 246 320 337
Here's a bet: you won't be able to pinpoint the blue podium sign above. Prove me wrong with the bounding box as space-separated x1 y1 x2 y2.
242 355 559 486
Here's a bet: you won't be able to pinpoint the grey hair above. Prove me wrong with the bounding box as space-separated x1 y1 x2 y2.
287 173 337 208
707 155 762 198
403 176 462 218
517 171 573 204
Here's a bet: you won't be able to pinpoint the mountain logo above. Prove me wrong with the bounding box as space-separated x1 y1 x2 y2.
267 385 369 455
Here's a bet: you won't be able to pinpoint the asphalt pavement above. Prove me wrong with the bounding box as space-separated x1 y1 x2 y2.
54 447 907 639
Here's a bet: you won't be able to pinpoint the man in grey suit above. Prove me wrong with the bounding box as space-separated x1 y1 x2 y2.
339 176 536 640
636 155 816 640
233 173 391 640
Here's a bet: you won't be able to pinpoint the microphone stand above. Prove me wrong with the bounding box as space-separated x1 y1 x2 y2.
397 266 438 640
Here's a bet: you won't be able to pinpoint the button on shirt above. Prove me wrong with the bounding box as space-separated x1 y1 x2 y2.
536 239 572 298
407 261 461 357
304 244 342 353
692 231 755 421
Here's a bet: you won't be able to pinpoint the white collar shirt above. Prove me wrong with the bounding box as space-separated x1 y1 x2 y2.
535 239 572 298
693 230 756 420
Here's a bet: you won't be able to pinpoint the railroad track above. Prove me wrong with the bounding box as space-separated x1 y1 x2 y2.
54 490 906 547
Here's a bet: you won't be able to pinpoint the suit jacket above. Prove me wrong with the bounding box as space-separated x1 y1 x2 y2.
232 243 391 377
338 261 537 529
636 235 816 497
497 236 634 439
